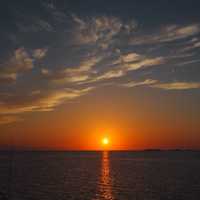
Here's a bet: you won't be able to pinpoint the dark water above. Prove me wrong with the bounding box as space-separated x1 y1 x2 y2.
0 151 200 200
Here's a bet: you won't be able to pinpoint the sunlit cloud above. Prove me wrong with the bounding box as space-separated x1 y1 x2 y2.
122 53 142 63
152 82 200 90
71 14 137 49
0 87 94 115
95 69 125 81
32 48 48 59
176 59 200 66
0 47 47 84
125 57 165 71
0 48 33 84
71 15 122 46
2 48 34 73
121 79 158 88
90 56 165 82
0 73 17 84
130 24 200 45
41 56 101 83
117 79 200 91
64 56 101 73
180 38 200 52
118 80 200 90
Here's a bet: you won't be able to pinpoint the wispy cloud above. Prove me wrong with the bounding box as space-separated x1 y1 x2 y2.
94 69 125 81
0 87 94 115
41 56 101 83
87 55 165 82
71 15 136 49
117 80 200 91
3 48 34 72
175 59 200 66
0 48 33 83
0 47 47 84
130 24 200 45
152 82 200 90
0 73 17 84
121 79 158 88
180 38 200 52
125 57 165 71
71 15 121 46
32 48 48 59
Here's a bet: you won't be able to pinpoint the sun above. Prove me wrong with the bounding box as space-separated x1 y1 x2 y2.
102 137 109 145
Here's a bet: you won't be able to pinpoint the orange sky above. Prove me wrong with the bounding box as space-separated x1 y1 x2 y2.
1 87 200 150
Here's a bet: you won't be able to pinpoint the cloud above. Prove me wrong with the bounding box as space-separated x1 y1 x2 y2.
130 24 200 45
32 48 47 59
0 48 33 84
0 87 94 115
193 41 200 48
0 48 47 84
175 59 200 66
71 15 137 49
152 82 200 90
41 56 101 83
0 73 17 84
3 48 34 73
71 15 122 45
121 79 158 88
125 57 165 71
64 56 101 73
0 116 23 125
122 53 142 63
94 69 125 81
180 38 200 52
89 55 165 82
112 53 142 65
118 80 200 91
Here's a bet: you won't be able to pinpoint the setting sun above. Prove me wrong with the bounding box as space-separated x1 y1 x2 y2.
102 137 109 145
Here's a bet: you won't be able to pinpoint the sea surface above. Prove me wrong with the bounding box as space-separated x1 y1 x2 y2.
0 151 200 200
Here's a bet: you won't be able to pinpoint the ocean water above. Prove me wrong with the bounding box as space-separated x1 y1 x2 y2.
0 151 200 200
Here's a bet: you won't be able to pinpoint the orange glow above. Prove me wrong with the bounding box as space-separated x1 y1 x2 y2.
1 85 200 151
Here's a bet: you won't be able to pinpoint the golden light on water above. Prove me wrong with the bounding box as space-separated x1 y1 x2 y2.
100 151 113 199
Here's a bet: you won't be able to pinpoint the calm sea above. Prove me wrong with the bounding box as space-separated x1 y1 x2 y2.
0 151 200 200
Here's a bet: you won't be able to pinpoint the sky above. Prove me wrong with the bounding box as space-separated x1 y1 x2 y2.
0 0 200 150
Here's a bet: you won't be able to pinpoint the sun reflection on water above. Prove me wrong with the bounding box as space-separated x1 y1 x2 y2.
99 151 114 200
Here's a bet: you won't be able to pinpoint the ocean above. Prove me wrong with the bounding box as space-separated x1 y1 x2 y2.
0 151 200 200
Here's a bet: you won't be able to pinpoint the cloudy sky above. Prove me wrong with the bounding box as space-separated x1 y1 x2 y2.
0 0 200 150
